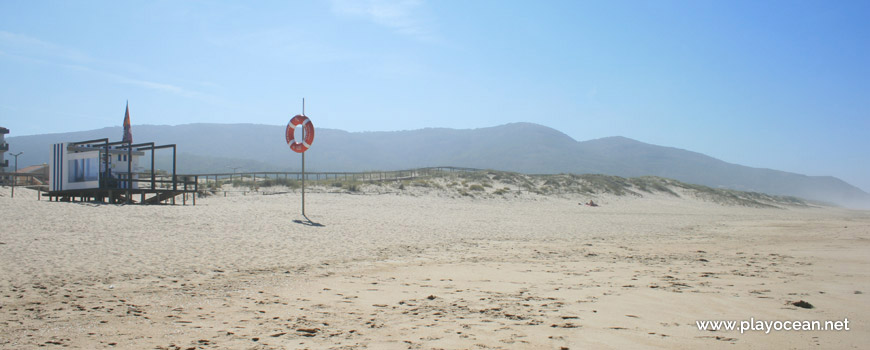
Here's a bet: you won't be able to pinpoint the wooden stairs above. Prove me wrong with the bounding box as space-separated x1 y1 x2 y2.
143 191 183 204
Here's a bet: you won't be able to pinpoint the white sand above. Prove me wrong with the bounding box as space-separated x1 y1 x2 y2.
1 186 868 349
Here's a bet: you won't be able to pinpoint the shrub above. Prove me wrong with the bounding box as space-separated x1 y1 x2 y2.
260 178 300 189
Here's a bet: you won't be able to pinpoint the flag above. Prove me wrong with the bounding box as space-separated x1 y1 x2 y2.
122 101 133 143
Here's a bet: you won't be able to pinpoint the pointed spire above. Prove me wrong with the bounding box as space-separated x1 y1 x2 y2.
122 101 133 143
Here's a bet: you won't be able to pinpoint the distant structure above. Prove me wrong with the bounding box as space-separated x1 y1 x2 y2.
1 126 8 184
16 164 48 186
0 126 8 171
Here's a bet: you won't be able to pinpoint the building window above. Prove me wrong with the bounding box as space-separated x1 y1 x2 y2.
68 158 99 182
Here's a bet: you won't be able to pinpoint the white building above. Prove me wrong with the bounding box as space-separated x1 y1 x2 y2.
49 142 144 192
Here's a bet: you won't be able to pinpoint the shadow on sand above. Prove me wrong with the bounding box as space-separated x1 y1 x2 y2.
293 214 325 227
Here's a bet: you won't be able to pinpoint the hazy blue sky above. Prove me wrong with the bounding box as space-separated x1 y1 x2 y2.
1 1 868 191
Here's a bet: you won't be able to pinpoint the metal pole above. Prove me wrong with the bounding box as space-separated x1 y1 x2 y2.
172 145 177 191
127 143 132 203
151 146 155 190
10 152 22 198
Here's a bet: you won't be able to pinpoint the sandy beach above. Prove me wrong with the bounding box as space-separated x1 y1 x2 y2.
1 185 868 349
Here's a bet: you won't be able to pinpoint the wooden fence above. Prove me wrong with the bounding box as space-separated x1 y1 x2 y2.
192 166 481 186
2 166 485 200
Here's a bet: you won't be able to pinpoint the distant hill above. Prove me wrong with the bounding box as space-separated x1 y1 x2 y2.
7 122 870 208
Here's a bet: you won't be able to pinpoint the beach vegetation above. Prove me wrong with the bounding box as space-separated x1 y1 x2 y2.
493 187 510 195
344 182 361 192
192 168 809 208
260 178 301 189
469 184 485 191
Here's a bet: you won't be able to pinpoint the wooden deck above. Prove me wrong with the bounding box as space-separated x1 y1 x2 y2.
44 175 200 205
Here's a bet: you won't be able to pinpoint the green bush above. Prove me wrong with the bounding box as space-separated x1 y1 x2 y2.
260 178 300 189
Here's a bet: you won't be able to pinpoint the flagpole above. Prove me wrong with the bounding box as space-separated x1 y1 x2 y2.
126 101 132 203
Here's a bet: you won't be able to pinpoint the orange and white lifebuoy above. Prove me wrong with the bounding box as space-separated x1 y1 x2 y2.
285 114 315 153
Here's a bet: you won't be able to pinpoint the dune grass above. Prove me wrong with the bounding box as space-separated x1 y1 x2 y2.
209 169 809 207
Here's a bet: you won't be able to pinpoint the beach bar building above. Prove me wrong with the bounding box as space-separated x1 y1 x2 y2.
47 138 198 204
50 142 143 191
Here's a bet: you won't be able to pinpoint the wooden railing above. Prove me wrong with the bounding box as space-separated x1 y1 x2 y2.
190 166 482 185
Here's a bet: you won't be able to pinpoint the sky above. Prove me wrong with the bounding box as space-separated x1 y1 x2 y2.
1 0 868 191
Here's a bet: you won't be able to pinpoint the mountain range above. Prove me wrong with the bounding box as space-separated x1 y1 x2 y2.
7 122 869 208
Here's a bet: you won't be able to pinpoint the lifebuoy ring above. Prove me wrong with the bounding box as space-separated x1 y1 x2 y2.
285 114 315 153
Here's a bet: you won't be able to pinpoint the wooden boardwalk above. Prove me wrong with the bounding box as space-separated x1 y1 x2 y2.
8 166 485 204
193 166 482 184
